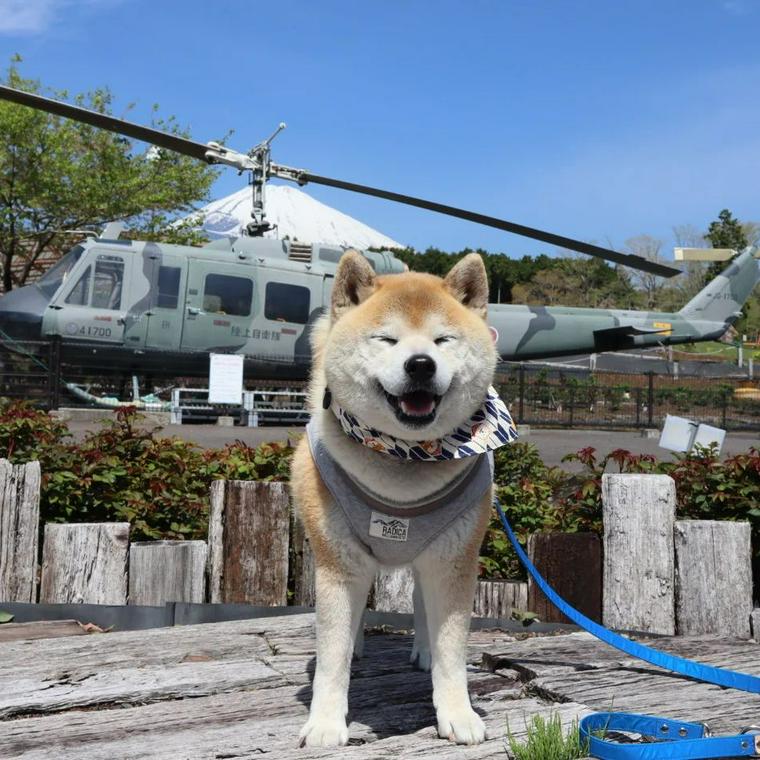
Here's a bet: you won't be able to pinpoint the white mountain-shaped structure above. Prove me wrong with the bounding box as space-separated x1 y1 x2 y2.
193 184 404 249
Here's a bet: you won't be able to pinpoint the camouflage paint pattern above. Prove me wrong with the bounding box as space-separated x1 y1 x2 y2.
4 238 759 376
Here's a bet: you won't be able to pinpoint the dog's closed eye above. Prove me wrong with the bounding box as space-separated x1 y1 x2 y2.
372 335 398 345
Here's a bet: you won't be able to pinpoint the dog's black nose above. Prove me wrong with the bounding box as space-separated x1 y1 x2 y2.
404 354 436 381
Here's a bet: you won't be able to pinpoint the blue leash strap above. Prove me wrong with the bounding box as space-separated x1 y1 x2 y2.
579 713 760 759
493 498 760 692
493 497 760 757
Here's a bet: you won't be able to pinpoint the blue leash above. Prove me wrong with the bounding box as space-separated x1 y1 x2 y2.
493 498 760 758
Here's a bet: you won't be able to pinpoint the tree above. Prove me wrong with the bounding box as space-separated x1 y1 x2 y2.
0 58 220 291
624 234 665 309
705 209 748 252
661 223 709 306
511 256 639 308
741 221 760 248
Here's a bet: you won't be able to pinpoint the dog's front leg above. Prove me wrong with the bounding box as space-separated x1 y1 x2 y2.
299 565 373 748
415 550 485 745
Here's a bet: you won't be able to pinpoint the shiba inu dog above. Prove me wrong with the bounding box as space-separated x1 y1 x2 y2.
291 250 516 747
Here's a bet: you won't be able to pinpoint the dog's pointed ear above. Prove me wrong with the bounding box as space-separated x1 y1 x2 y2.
331 249 377 320
444 253 489 318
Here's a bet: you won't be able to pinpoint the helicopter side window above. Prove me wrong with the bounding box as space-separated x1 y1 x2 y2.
65 265 92 306
157 266 181 309
91 256 125 310
203 274 252 317
265 282 310 324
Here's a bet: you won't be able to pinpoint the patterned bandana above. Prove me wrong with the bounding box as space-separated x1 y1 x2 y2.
332 385 518 461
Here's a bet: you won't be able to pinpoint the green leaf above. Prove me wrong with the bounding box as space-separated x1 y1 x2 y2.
0 610 14 624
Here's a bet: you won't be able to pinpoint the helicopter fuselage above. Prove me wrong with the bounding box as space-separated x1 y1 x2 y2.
0 237 756 381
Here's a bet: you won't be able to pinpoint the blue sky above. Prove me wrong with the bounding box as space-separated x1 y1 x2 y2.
2 0 759 259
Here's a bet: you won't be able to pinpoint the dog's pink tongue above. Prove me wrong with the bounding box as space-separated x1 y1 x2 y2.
400 394 435 416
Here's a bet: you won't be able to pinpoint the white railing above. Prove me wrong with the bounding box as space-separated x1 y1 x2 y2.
170 387 308 426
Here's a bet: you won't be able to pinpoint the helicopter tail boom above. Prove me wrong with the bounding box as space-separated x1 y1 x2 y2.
678 247 760 325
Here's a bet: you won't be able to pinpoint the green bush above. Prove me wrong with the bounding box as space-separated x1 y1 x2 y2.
2 401 293 541
4 399 760 579
480 442 568 578
0 398 70 462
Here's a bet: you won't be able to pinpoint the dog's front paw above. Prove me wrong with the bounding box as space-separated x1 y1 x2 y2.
437 706 486 745
298 714 349 748
409 641 431 671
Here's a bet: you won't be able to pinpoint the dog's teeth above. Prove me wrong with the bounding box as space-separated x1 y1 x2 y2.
400 398 435 416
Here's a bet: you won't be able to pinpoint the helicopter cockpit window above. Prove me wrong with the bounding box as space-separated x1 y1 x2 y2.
65 265 92 306
37 245 85 299
265 282 310 324
157 266 181 309
91 256 125 310
203 274 252 317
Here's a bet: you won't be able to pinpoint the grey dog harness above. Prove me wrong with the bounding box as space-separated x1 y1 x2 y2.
306 421 494 565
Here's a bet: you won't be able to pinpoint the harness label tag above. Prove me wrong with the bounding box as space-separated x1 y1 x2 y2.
369 512 409 542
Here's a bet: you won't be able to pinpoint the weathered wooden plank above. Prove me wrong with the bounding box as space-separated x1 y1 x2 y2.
751 608 760 640
292 515 316 607
0 693 588 760
208 480 290 605
0 658 585 760
473 580 528 618
0 619 87 643
0 614 316 681
129 540 207 605
373 566 413 613
0 613 516 725
484 630 760 690
602 474 676 635
39 523 130 605
5 608 760 759
527 532 602 624
0 459 41 603
675 520 752 638
530 665 760 738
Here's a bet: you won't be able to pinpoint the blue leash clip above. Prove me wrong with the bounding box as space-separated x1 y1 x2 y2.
493 498 760 758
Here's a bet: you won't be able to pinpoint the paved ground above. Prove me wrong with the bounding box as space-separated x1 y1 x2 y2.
64 417 759 469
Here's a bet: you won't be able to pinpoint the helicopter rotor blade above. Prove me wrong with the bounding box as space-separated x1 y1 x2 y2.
294 172 682 278
0 85 682 277
0 85 211 162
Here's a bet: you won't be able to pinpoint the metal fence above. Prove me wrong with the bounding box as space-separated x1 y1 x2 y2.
495 363 760 431
2 337 760 431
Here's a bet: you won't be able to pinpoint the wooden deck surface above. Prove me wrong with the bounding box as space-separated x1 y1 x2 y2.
0 613 757 759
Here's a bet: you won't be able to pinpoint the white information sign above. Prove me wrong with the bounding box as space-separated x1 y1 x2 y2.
659 414 726 455
208 353 244 405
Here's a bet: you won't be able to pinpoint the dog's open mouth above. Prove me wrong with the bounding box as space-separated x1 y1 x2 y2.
383 388 441 426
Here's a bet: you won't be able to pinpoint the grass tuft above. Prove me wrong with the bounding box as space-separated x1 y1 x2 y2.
506 712 589 760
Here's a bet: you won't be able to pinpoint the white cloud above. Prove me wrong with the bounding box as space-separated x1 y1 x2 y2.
0 0 119 35
0 0 57 33
722 0 760 14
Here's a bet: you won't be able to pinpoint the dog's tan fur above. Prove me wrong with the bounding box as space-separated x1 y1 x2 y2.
291 250 497 747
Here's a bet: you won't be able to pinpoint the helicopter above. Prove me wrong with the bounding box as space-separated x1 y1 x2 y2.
0 84 758 385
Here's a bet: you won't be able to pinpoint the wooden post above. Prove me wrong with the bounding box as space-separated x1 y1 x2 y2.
128 541 207 606
208 480 290 605
39 523 130 605
291 516 316 607
373 567 414 613
0 460 41 603
675 520 752 638
602 474 676 635
473 580 528 618
527 532 602 624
